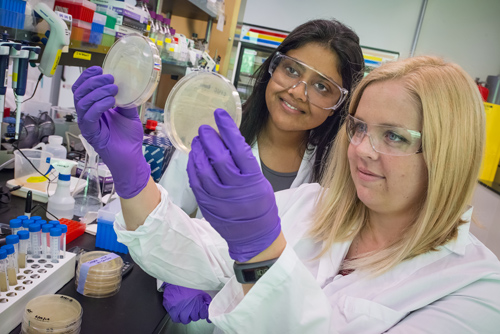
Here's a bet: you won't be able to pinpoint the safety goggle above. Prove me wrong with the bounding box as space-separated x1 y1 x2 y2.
346 114 423 156
268 52 348 110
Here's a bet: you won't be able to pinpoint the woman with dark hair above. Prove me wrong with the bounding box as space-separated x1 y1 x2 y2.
72 18 364 333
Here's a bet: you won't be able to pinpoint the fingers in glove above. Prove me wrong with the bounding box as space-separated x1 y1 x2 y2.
188 136 224 196
72 66 103 95
214 108 260 175
198 125 247 186
76 83 117 117
115 106 139 120
74 73 115 105
179 306 194 325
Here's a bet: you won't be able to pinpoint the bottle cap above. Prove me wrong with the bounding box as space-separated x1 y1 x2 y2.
10 219 22 228
42 224 53 233
2 244 14 255
22 219 34 229
31 216 42 221
50 220 61 226
29 223 41 232
59 173 71 181
48 135 63 145
60 224 68 233
17 215 29 220
17 230 30 240
38 220 47 225
6 235 19 244
145 119 158 130
50 228 62 237
0 248 6 260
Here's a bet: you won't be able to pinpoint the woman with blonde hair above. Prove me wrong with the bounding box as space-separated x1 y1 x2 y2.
74 55 500 333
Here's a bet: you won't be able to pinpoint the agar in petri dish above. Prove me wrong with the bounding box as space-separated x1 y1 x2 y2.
102 33 162 108
164 71 242 153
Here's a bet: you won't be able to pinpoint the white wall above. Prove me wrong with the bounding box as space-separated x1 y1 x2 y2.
242 0 500 80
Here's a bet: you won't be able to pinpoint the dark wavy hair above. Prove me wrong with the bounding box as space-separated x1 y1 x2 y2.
240 19 364 182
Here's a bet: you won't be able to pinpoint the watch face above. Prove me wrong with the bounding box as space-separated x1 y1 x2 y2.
243 266 270 282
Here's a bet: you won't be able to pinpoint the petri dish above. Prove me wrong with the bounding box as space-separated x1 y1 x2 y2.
164 71 242 153
75 251 123 298
21 294 82 333
102 33 162 108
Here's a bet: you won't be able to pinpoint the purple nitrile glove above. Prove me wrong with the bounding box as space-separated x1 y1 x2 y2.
187 108 281 263
162 283 212 324
72 66 150 199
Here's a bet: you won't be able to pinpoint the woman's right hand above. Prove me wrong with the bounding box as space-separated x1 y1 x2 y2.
72 66 150 199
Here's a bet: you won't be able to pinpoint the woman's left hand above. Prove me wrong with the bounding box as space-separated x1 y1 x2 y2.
187 109 282 263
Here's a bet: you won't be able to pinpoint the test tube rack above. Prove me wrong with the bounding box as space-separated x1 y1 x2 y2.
0 252 76 334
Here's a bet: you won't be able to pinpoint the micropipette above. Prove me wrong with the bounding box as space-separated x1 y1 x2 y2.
0 34 20 141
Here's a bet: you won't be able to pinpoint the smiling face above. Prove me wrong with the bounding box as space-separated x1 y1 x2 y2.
347 79 428 217
264 43 343 133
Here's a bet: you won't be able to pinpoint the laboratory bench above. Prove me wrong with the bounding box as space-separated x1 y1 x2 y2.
0 169 171 334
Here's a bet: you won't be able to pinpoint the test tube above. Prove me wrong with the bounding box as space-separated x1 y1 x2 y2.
9 219 22 235
50 228 62 263
17 215 29 221
31 216 42 222
17 231 29 269
2 245 17 286
0 248 8 292
6 235 19 273
22 219 34 231
41 224 52 259
59 224 67 259
29 223 42 259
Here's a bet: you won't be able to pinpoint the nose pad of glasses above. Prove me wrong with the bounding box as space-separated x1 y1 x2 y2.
288 81 308 98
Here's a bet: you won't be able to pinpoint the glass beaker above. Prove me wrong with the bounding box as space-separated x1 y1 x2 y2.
73 136 102 217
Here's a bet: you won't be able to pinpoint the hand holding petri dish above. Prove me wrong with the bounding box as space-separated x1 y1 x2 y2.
102 33 162 108
164 71 242 153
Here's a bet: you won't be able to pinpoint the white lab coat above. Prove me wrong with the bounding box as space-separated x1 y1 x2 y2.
115 183 500 334
158 140 316 217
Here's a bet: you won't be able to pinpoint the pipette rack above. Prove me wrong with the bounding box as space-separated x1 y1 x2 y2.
0 252 76 333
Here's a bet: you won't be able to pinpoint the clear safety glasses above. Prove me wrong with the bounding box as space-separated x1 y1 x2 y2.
268 52 348 110
346 114 423 156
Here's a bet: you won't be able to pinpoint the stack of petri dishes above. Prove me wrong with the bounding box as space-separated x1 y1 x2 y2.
75 251 123 298
21 294 83 334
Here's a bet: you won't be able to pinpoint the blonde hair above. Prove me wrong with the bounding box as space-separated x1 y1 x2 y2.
310 56 485 275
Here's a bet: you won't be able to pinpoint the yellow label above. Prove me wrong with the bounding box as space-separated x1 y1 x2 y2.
27 175 49 183
169 47 174 52
165 38 171 43
215 64 220 72
51 49 62 75
12 72 18 82
147 24 151 31
74 51 91 61
157 40 163 46
150 38 156 43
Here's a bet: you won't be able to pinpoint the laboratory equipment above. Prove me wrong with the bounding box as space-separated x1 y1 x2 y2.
9 219 22 235
0 34 20 141
29 223 42 259
5 235 19 272
17 215 28 221
0 248 8 292
2 245 17 286
31 216 42 222
164 71 242 153
34 2 71 77
21 294 83 334
50 220 60 227
60 224 67 259
44 135 67 159
24 191 32 217
73 136 102 217
50 227 62 263
75 251 123 298
13 149 53 194
102 33 161 108
22 219 33 230
9 41 41 139
41 224 51 259
96 199 128 254
47 159 77 220
17 230 29 268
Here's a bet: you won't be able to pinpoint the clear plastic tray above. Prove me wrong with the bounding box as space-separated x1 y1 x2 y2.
102 33 162 108
164 71 242 153
21 294 82 333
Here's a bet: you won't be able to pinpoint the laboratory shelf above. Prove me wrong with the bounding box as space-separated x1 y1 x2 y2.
162 0 218 21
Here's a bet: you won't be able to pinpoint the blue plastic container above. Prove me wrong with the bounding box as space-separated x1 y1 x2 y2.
96 199 128 254
0 0 26 29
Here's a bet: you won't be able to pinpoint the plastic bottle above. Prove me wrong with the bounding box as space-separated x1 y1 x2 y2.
148 11 157 43
155 14 165 51
47 161 77 220
44 135 67 160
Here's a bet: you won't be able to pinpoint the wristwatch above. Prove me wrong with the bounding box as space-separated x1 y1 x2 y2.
233 258 278 284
